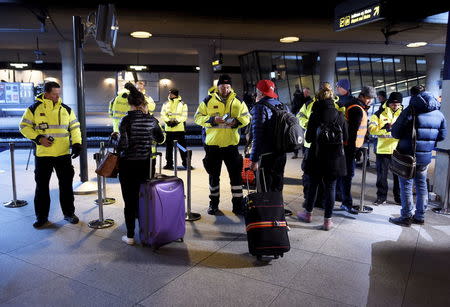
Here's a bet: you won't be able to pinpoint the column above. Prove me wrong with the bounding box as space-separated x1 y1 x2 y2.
58 41 78 114
197 43 215 102
432 14 450 203
425 53 444 99
319 49 337 86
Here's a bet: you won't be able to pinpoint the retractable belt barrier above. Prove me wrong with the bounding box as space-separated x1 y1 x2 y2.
173 140 201 222
88 145 114 229
3 143 28 208
433 148 450 215
358 147 373 213
94 142 116 206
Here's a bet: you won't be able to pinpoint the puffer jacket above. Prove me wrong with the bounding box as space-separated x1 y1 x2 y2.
117 110 165 160
391 92 447 165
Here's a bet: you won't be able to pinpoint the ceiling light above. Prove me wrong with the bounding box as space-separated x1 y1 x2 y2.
128 65 148 71
196 66 200 71
406 42 428 48
45 77 58 82
130 31 152 39
338 67 348 72
159 79 171 87
34 59 44 64
10 63 28 69
280 36 300 43
104 78 115 85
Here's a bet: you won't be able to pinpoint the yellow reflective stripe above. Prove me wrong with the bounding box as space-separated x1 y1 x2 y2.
232 193 243 197
378 135 393 138
19 124 28 129
241 112 249 116
47 125 69 129
113 111 128 115
21 118 34 125
112 117 123 120
369 122 378 126
359 126 367 129
357 135 365 138
69 124 80 131
210 192 220 196
69 119 79 125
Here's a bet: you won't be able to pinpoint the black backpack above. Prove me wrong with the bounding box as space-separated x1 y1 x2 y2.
315 115 344 157
261 101 303 153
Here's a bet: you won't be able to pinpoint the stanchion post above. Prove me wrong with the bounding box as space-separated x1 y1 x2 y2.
95 142 115 206
88 152 114 229
358 147 373 213
174 140 178 177
433 149 450 215
185 149 201 221
4 143 28 208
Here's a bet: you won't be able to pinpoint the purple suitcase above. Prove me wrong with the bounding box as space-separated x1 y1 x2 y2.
138 154 186 249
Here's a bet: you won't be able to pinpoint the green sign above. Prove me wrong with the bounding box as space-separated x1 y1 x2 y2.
335 3 383 31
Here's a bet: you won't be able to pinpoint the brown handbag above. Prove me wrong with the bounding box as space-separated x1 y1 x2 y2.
95 147 119 178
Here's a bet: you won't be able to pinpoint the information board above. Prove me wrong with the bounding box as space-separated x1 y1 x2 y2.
335 2 384 31
0 82 35 104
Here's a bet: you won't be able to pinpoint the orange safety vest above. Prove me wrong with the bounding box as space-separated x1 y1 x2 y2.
345 104 368 148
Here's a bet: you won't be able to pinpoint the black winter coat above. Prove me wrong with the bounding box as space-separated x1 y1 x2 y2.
304 99 348 177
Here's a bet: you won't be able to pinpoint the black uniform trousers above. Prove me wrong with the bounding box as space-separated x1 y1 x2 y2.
203 145 243 209
376 154 400 201
34 155 75 221
119 158 155 238
301 147 324 207
165 131 187 167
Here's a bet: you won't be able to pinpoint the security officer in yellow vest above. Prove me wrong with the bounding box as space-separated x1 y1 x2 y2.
340 85 376 215
161 88 189 170
195 74 250 215
19 82 82 228
369 92 403 205
109 80 156 132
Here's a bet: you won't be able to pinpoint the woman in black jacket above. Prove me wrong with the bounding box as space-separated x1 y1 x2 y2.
116 83 165 245
297 83 348 230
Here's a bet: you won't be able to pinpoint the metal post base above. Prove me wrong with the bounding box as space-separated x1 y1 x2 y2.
356 205 373 213
432 207 450 215
95 198 116 205
88 219 114 229
73 181 98 195
185 212 201 221
4 200 28 208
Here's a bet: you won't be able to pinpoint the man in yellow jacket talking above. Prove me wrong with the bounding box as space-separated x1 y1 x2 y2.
369 92 403 205
195 75 250 215
161 88 189 169
19 82 82 228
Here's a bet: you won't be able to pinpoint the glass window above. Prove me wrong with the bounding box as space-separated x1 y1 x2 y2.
416 56 427 89
271 52 290 104
405 56 419 91
257 52 273 80
383 56 396 93
336 55 349 86
347 55 362 94
394 56 408 97
285 53 302 106
370 56 386 95
359 55 373 88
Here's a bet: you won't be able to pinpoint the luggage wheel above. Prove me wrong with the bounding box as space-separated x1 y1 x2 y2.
177 237 184 243
256 255 262 261
274 255 279 259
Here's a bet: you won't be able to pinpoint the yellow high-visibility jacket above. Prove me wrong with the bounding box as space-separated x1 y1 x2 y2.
194 89 250 147
369 105 403 154
161 96 188 132
19 93 82 157
297 96 342 148
109 89 156 132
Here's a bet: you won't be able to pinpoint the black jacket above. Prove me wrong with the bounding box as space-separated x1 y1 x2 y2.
117 110 165 160
304 99 348 177
345 97 366 152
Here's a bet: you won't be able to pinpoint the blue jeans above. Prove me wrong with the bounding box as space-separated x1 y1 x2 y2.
399 164 428 220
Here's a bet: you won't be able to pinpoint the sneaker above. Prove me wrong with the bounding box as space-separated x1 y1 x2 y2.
163 165 174 170
33 219 48 228
181 165 195 170
64 214 79 224
284 209 293 216
340 204 359 215
389 216 412 227
394 197 401 205
373 199 387 206
323 218 333 231
412 217 424 225
297 211 312 223
121 235 135 245
207 205 219 215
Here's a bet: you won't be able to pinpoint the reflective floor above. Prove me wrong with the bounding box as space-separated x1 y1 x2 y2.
0 148 449 307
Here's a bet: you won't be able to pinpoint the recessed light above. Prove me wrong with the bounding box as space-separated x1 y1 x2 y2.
130 31 152 39
196 66 200 71
406 42 427 48
280 36 300 43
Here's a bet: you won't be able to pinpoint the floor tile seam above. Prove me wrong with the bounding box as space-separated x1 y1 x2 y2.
134 234 243 305
400 225 422 307
266 286 287 307
330 224 421 241
281 284 359 307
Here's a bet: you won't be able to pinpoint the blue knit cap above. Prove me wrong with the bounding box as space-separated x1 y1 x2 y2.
336 79 351 92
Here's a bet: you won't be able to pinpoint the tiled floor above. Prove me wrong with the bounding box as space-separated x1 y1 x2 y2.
0 148 449 307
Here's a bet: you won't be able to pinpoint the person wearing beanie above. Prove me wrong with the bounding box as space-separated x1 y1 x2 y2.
339 85 376 215
369 92 403 206
194 74 250 215
336 79 353 109
160 88 191 170
376 90 388 112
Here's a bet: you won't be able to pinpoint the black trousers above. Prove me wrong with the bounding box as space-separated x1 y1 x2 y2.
376 154 400 200
119 158 155 238
34 155 75 221
301 147 324 206
165 131 187 167
203 145 243 208
259 153 286 192
305 175 337 218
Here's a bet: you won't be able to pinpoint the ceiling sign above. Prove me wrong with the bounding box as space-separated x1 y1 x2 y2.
334 1 384 32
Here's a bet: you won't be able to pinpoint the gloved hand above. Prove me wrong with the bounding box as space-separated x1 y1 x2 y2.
110 132 119 140
355 148 363 163
382 123 392 132
71 143 82 159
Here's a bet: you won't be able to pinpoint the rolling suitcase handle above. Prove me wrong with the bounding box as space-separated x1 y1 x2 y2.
244 154 269 194
149 148 163 179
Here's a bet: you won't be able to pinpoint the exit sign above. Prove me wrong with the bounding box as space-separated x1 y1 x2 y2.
335 1 384 31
